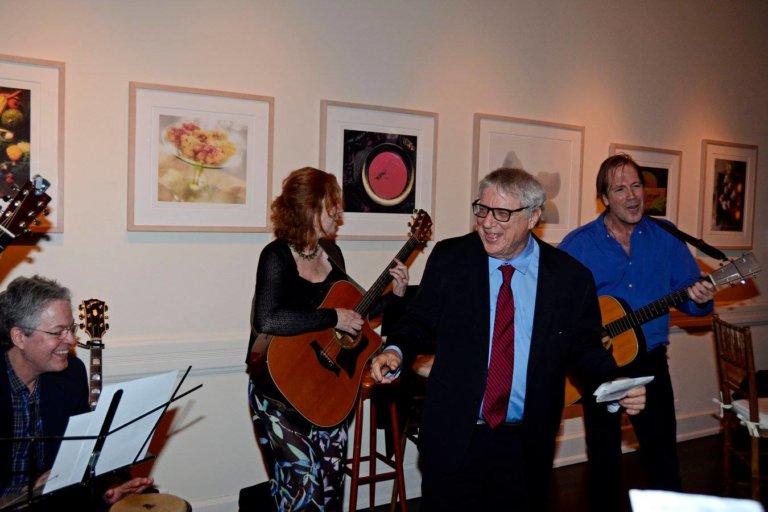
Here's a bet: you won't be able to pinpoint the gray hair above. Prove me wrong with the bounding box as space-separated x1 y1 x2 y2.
477 168 546 219
0 275 71 352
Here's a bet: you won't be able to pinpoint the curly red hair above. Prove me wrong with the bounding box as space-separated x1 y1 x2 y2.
271 167 342 250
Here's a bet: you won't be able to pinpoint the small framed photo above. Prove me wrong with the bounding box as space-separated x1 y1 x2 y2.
699 139 758 249
128 82 273 232
472 114 583 243
320 100 437 240
609 143 682 224
0 54 64 232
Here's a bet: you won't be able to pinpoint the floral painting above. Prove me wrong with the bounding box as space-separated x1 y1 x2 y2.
157 115 247 204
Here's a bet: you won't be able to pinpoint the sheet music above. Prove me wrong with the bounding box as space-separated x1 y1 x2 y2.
594 376 654 403
94 370 177 475
43 370 178 494
630 489 764 512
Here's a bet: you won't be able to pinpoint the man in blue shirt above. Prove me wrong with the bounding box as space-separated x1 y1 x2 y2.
371 168 647 511
559 154 715 512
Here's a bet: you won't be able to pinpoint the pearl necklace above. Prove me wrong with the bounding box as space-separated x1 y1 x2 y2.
290 243 320 261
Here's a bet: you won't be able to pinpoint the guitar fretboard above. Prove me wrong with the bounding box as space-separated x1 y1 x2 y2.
604 289 690 338
88 341 104 410
355 235 421 317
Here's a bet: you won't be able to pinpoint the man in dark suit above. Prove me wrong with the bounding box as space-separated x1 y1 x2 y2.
0 275 153 510
371 168 647 511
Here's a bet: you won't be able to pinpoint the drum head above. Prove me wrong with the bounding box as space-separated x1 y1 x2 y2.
110 493 190 512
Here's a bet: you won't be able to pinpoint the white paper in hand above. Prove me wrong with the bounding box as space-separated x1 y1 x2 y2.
594 376 654 403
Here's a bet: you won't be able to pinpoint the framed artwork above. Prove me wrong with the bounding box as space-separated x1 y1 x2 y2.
609 143 681 224
0 54 64 232
320 100 437 240
699 139 758 249
128 82 273 232
472 114 583 243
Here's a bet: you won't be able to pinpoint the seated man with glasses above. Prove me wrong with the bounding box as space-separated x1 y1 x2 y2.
0 275 153 511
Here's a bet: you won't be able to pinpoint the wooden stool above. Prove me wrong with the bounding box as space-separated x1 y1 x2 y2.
110 493 191 512
344 370 406 511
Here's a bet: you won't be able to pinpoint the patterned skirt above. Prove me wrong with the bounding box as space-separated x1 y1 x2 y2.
248 380 349 511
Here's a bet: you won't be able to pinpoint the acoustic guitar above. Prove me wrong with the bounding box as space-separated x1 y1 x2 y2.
564 252 761 406
78 299 110 410
260 209 432 427
0 175 51 253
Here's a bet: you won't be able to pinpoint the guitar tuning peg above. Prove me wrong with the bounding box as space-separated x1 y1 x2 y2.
78 312 85 320
105 323 110 330
78 322 85 329
78 303 85 310
104 304 109 312
2 195 9 202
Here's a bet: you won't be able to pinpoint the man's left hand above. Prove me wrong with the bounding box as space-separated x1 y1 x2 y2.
103 477 155 505
688 279 716 304
619 386 646 416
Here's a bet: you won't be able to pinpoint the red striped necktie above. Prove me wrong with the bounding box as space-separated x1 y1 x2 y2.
482 264 515 428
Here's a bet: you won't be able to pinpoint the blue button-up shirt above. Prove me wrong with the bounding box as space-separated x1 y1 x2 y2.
483 234 539 422
559 214 712 352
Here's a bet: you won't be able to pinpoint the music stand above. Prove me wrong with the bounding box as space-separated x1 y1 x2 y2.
0 367 201 511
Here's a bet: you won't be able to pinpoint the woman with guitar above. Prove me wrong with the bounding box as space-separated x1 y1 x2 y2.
246 167 409 511
559 154 716 512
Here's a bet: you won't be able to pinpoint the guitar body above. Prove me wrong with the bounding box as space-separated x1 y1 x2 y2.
563 296 643 406
596 295 642 367
266 280 382 427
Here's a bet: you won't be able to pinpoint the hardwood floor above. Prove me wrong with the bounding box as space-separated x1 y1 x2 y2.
374 434 732 512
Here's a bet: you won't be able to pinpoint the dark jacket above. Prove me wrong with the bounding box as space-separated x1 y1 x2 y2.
385 232 618 502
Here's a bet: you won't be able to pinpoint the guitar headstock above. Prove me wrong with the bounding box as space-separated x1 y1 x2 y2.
0 175 51 242
78 299 109 341
409 209 433 244
710 252 761 287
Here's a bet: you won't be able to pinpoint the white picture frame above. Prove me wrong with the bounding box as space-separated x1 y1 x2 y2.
473 114 583 243
320 100 437 240
699 139 758 249
128 82 273 232
0 54 64 232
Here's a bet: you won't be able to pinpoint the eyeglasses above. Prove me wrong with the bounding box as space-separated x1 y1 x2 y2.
472 200 530 222
26 322 78 340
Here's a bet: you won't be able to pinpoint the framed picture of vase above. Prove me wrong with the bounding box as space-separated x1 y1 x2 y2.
472 114 583 243
128 82 273 232
320 100 438 240
609 143 681 224
699 139 758 249
0 54 64 232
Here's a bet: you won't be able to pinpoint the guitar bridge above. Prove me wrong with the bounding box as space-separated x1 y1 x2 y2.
310 340 340 376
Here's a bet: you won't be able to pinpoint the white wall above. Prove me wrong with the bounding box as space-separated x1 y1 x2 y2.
3 1 768 510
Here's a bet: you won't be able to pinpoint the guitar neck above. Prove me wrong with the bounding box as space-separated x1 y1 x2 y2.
604 288 691 337
355 235 421 317
88 341 104 410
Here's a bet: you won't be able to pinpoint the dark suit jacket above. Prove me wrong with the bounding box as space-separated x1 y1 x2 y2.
385 232 618 501
1 353 89 501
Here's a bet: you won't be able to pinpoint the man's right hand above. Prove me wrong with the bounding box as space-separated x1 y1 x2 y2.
370 349 402 384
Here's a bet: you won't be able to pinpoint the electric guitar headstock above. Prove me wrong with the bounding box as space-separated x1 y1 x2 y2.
78 299 109 410
0 175 51 252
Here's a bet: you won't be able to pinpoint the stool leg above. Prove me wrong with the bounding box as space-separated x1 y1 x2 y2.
368 397 377 510
389 426 409 512
389 401 407 512
349 394 365 512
